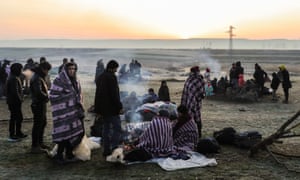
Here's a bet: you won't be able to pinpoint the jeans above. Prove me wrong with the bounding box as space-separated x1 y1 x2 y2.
102 115 122 155
8 103 23 136
31 103 47 147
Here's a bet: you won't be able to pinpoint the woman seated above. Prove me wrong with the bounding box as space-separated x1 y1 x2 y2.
173 105 199 151
124 110 176 162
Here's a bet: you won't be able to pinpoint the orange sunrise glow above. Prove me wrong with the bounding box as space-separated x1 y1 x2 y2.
0 0 299 40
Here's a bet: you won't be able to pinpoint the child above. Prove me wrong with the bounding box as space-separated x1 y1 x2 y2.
270 72 280 100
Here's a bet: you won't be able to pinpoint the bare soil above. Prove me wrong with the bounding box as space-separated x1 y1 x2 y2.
0 71 299 180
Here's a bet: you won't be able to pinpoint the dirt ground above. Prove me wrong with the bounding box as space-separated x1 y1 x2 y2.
0 72 299 179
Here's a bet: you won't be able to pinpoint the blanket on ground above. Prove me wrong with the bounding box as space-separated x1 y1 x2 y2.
127 151 217 171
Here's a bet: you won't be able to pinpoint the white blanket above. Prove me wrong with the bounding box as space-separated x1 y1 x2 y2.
128 151 217 171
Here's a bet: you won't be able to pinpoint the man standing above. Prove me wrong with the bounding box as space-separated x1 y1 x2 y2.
30 61 52 153
94 60 123 157
50 62 85 163
181 66 205 138
278 65 292 103
6 63 27 141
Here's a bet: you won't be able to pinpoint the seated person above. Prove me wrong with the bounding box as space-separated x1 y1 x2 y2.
122 91 141 112
142 88 158 104
124 110 176 162
173 105 198 151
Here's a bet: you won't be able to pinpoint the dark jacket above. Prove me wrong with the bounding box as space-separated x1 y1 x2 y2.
281 70 292 89
253 68 267 85
271 73 280 90
6 75 23 105
158 86 170 101
30 68 49 105
94 70 122 116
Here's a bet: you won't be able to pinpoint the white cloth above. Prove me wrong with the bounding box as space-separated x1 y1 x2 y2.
127 151 217 171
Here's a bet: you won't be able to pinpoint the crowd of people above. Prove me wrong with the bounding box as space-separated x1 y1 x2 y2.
0 56 293 165
205 61 292 103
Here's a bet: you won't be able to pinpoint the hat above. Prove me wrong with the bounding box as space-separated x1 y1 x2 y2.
190 66 200 72
279 65 286 71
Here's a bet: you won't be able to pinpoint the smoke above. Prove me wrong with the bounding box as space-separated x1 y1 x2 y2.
196 51 222 79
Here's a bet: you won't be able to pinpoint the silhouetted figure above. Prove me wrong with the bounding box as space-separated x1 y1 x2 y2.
253 63 268 97
270 72 280 100
30 61 52 153
6 63 27 141
158 80 170 102
94 60 123 157
95 59 105 82
278 65 292 103
58 58 68 74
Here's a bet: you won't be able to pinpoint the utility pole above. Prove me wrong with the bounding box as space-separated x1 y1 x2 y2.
227 25 235 61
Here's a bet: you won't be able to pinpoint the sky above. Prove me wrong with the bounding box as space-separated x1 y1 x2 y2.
0 0 300 40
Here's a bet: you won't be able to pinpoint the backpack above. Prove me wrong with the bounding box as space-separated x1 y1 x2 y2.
234 131 262 149
213 127 237 145
196 137 220 154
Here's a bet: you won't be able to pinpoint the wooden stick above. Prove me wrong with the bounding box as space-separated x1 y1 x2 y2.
249 110 300 157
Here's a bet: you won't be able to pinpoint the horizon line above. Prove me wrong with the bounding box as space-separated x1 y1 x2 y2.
1 38 300 41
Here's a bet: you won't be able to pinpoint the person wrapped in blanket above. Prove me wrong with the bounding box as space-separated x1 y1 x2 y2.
181 66 205 138
124 110 188 162
173 104 199 151
49 62 85 164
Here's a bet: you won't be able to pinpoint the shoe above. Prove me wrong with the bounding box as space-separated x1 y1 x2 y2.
40 144 50 150
30 147 46 154
16 133 28 139
7 135 20 142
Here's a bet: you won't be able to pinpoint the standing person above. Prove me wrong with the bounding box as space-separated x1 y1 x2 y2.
158 80 170 102
95 59 105 82
253 63 268 97
58 58 68 74
181 66 205 138
6 63 27 141
173 105 198 151
278 65 292 103
229 63 237 89
270 72 280 101
70 58 78 71
204 68 211 83
49 62 85 163
23 58 35 95
94 60 123 157
0 60 9 98
40 57 52 89
30 61 52 153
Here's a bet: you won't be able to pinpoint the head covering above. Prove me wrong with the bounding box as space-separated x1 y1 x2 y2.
190 66 200 73
10 63 23 76
279 65 286 71
106 60 119 70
